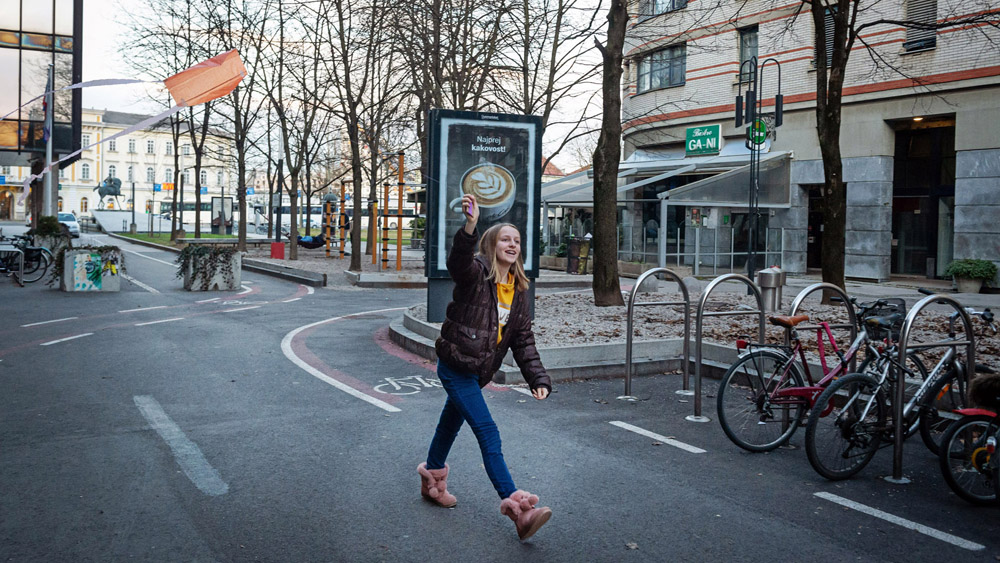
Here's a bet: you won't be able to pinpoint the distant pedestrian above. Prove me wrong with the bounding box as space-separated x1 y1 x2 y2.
418 193 553 540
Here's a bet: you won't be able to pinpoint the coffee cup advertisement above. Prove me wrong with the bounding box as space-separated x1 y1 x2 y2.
426 110 542 280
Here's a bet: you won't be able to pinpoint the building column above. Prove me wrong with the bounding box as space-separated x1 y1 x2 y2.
954 149 1000 285
844 156 893 282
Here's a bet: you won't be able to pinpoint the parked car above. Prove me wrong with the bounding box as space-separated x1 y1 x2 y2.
58 212 81 238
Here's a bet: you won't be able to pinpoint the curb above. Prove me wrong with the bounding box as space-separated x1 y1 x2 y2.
388 306 739 385
107 233 325 287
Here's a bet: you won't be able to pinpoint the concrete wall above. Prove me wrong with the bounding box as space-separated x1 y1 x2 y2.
954 148 1000 285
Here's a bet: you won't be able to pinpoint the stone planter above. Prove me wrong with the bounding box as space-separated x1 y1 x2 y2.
181 251 242 291
61 249 121 292
954 277 983 294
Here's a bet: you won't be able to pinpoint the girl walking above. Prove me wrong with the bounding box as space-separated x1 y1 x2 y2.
418 193 553 540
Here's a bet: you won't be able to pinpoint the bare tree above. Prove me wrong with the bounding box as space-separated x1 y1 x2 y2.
590 0 628 306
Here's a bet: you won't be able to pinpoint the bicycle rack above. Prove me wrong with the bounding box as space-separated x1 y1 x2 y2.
889 293 974 484
617 267 691 402
787 282 858 372
690 273 766 422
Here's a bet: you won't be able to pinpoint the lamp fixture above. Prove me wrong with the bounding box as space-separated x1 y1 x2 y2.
913 116 924 121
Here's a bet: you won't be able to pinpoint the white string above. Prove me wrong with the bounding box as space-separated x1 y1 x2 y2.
0 79 161 121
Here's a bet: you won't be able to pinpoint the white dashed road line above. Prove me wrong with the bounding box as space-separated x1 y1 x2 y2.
609 421 707 454
814 492 984 551
120 305 168 313
40 333 94 346
133 395 229 496
135 317 185 326
222 306 261 313
22 317 78 327
122 274 161 294
283 298 301 303
121 249 175 267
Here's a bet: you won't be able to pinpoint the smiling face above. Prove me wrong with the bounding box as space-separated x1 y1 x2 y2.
494 225 521 268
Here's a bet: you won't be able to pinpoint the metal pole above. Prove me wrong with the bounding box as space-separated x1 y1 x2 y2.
275 158 283 243
130 182 136 233
43 64 55 217
397 152 404 271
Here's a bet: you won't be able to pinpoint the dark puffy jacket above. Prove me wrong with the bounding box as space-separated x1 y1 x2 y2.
435 228 552 392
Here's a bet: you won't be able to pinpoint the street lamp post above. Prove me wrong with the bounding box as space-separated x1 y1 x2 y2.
735 56 783 282
130 181 136 233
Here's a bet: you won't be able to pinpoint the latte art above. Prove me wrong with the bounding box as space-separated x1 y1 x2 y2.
462 165 514 206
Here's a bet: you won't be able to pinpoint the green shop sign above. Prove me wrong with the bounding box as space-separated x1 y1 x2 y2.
685 125 724 156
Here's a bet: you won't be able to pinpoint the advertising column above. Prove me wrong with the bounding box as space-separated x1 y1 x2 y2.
425 109 542 322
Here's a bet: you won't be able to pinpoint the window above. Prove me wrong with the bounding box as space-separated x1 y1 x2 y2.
146 167 155 183
81 197 88 213
637 45 686 93
165 168 173 183
82 133 91 146
1 165 9 175
166 141 173 155
200 170 208 186
182 144 191 155
638 0 686 20
81 163 90 180
108 164 116 179
58 197 63 212
127 165 134 182
128 138 136 153
183 170 191 184
146 140 155 154
814 7 836 68
904 0 937 51
217 171 223 185
108 139 117 152
739 26 758 82
59 166 66 179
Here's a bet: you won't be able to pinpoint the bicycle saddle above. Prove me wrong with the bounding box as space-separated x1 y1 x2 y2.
768 314 809 328
864 313 903 329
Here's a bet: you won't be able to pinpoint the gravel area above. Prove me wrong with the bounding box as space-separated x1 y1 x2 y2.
242 244 1000 368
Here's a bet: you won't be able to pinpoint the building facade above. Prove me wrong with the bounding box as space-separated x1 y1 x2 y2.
620 0 1000 281
1 108 233 221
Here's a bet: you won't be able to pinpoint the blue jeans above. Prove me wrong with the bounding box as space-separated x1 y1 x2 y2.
426 360 517 499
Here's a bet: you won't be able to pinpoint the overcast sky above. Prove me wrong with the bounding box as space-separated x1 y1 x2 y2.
81 0 161 114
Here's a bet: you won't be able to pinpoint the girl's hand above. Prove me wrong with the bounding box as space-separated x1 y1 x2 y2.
532 387 549 400
462 194 479 234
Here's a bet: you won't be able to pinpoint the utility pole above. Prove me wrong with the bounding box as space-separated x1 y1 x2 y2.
43 63 55 217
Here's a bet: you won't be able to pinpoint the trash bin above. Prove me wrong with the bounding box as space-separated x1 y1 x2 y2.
270 242 285 259
566 238 582 274
757 266 786 312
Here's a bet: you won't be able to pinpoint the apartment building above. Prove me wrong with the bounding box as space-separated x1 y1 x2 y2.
620 0 1000 281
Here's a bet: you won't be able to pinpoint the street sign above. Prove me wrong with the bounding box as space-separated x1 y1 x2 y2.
685 125 723 156
0 176 5 185
246 186 255 195
153 184 162 192
747 119 767 145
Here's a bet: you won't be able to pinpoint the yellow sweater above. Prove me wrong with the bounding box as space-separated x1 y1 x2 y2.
496 273 514 343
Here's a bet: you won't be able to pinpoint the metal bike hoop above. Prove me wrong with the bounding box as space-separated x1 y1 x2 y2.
691 273 766 422
890 293 975 483
618 268 691 401
786 282 859 371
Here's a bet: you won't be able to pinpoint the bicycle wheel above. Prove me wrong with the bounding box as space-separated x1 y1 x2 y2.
717 348 806 452
870 351 928 439
20 250 50 283
918 367 967 456
805 372 886 480
938 414 998 505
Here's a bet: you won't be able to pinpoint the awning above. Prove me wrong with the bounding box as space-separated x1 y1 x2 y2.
541 168 637 206
658 153 792 208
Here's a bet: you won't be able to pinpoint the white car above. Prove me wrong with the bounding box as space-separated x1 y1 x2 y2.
58 212 81 238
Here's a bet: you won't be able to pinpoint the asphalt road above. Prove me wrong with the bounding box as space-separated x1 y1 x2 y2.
1 230 998 562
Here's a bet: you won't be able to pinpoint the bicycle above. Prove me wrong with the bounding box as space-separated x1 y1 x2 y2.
938 372 1000 505
717 297 925 452
0 233 55 284
804 297 996 480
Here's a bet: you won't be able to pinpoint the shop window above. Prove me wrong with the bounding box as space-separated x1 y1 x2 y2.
81 197 88 213
58 197 63 211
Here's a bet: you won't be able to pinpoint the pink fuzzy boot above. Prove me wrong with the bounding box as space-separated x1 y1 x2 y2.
417 463 458 508
499 490 552 540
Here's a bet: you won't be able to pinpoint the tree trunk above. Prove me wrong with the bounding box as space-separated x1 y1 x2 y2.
590 0 627 307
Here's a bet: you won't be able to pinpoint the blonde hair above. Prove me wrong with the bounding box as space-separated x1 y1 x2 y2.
478 223 530 291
